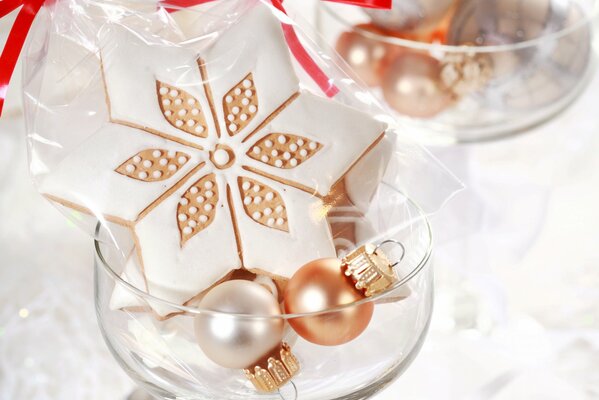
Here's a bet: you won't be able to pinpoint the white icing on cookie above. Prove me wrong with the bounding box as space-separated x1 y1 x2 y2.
344 137 393 212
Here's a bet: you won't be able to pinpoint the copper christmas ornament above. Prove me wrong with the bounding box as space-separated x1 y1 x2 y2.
284 257 374 346
335 24 397 87
382 52 453 118
364 0 454 34
284 243 401 346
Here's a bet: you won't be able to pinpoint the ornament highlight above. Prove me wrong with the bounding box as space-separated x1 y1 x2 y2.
364 0 454 33
194 280 285 369
284 241 403 346
382 52 453 118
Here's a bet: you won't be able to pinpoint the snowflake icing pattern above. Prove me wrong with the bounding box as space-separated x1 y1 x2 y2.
42 6 386 315
116 69 319 246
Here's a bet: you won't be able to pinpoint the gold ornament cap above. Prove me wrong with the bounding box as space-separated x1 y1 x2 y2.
244 342 300 393
341 241 402 297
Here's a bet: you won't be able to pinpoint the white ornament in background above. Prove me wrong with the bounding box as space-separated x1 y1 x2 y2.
40 5 386 316
364 0 454 33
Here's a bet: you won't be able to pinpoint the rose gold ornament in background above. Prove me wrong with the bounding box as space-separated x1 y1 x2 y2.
335 24 397 87
382 52 453 118
284 258 374 346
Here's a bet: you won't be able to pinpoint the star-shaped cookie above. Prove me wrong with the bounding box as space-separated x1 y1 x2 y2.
41 5 387 316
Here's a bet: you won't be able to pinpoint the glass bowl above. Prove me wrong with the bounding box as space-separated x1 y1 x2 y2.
316 0 598 143
93 185 433 400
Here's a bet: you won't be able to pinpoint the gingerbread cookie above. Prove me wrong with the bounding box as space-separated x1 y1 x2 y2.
42 5 386 316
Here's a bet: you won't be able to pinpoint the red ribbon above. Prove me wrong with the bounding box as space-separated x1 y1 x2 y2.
0 0 391 117
0 0 44 116
272 0 339 97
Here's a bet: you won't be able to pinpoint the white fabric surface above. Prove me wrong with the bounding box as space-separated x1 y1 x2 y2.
0 116 134 398
384 59 599 400
2 2 599 399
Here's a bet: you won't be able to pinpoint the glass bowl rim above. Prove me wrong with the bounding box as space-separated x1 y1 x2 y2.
94 187 433 319
320 0 599 54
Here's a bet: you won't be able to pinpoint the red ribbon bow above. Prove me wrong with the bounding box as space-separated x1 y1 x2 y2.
0 0 390 117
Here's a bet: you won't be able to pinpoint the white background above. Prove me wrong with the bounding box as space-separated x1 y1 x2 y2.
1 1 598 399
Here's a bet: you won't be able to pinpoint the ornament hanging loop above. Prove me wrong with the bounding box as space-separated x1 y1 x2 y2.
374 239 405 268
277 380 298 400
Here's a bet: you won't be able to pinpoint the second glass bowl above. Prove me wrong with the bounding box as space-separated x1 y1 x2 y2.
317 0 598 143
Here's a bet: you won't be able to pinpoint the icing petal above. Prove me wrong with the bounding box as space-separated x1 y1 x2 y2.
242 91 387 197
200 6 299 138
222 73 258 136
157 81 209 138
177 173 219 246
116 149 190 182
230 179 336 278
39 124 202 222
237 176 288 232
100 26 212 147
246 133 321 169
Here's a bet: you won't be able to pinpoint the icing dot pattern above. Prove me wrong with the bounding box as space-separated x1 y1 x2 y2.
247 133 322 169
116 149 189 182
238 177 288 232
157 81 208 138
222 73 258 137
178 174 219 246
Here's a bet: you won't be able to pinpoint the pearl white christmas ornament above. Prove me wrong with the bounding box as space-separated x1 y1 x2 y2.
364 0 454 33
447 0 591 110
194 280 284 369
